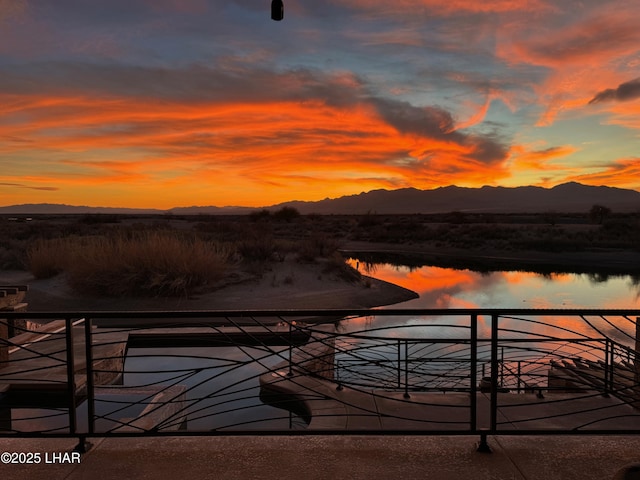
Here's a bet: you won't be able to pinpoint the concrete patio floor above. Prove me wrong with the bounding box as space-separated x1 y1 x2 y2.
2 434 640 480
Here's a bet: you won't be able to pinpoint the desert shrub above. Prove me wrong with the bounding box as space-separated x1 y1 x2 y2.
599 219 638 237
297 234 340 262
27 236 81 278
0 245 25 270
589 204 612 224
322 251 361 282
273 206 300 222
28 232 233 296
445 211 467 224
77 214 121 224
249 209 271 222
237 236 276 262
358 212 382 228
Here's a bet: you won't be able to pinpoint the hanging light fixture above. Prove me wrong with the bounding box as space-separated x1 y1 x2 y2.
271 0 283 21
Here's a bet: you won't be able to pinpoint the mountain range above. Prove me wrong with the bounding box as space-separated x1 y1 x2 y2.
1 182 639 215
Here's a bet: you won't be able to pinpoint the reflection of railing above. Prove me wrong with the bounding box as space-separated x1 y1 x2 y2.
1 309 640 453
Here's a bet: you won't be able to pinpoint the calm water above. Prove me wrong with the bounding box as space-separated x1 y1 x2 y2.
10 260 640 433
347 259 640 310
112 346 304 432
343 258 640 345
10 346 304 433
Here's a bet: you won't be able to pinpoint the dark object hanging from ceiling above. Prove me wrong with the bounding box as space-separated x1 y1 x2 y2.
271 0 283 21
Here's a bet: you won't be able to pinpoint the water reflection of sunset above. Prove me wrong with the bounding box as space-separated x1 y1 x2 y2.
350 261 640 310
346 259 640 342
351 262 478 293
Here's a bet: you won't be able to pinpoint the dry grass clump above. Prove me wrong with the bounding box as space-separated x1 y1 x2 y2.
28 236 80 279
28 231 234 296
297 234 341 262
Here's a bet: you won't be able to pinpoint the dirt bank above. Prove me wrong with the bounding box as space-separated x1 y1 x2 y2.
0 257 418 312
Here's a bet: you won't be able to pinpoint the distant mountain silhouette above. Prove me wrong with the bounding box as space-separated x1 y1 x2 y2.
0 203 164 215
273 182 640 214
1 183 639 215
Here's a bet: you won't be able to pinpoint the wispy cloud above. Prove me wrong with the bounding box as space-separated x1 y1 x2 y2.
0 182 59 191
562 158 640 190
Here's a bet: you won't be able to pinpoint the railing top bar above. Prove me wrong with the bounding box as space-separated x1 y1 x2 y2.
1 308 640 319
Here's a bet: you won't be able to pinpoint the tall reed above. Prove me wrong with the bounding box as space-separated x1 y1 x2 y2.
28 231 233 296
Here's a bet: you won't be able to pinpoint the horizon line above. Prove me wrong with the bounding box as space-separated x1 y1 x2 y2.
1 181 639 212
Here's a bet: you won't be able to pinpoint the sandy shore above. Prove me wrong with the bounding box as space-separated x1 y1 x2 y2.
5 240 634 313
0 257 418 312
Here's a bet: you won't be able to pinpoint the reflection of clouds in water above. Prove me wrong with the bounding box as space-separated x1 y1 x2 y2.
341 314 473 339
355 261 640 346
366 262 638 309
434 293 453 309
435 294 479 310
627 276 640 301
526 296 556 309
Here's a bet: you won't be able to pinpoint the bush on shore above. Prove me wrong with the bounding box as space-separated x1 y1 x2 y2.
28 231 234 297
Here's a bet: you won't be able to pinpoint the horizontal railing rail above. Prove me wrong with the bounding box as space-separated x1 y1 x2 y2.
1 309 640 452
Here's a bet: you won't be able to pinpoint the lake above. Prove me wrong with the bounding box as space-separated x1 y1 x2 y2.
8 258 640 434
341 257 640 346
347 259 640 311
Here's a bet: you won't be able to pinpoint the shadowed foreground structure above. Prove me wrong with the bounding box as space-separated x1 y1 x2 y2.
2 309 640 479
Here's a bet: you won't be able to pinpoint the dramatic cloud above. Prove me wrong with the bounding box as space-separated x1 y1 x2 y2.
0 0 639 207
562 158 640 190
0 60 510 204
589 78 640 104
494 5 640 126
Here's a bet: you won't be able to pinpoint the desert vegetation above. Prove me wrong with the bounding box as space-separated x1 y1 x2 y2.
28 231 234 296
1 204 639 296
349 209 640 253
0 208 356 297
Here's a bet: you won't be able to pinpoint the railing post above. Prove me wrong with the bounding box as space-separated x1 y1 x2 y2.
397 339 402 389
604 339 611 397
73 317 94 454
65 318 78 436
490 314 499 433
0 318 8 367
404 340 410 399
470 314 477 432
84 318 95 435
500 346 504 387
609 339 615 397
0 318 10 430
635 317 640 390
288 320 293 377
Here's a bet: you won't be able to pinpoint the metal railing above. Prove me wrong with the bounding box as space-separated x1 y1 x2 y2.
1 309 640 452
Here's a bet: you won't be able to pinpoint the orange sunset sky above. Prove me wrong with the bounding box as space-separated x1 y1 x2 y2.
1 0 639 209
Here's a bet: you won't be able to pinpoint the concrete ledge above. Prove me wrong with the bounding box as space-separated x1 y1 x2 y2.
105 385 188 432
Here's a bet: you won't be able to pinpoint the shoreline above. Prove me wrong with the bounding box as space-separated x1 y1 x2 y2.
5 240 637 315
341 241 640 275
0 258 418 313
